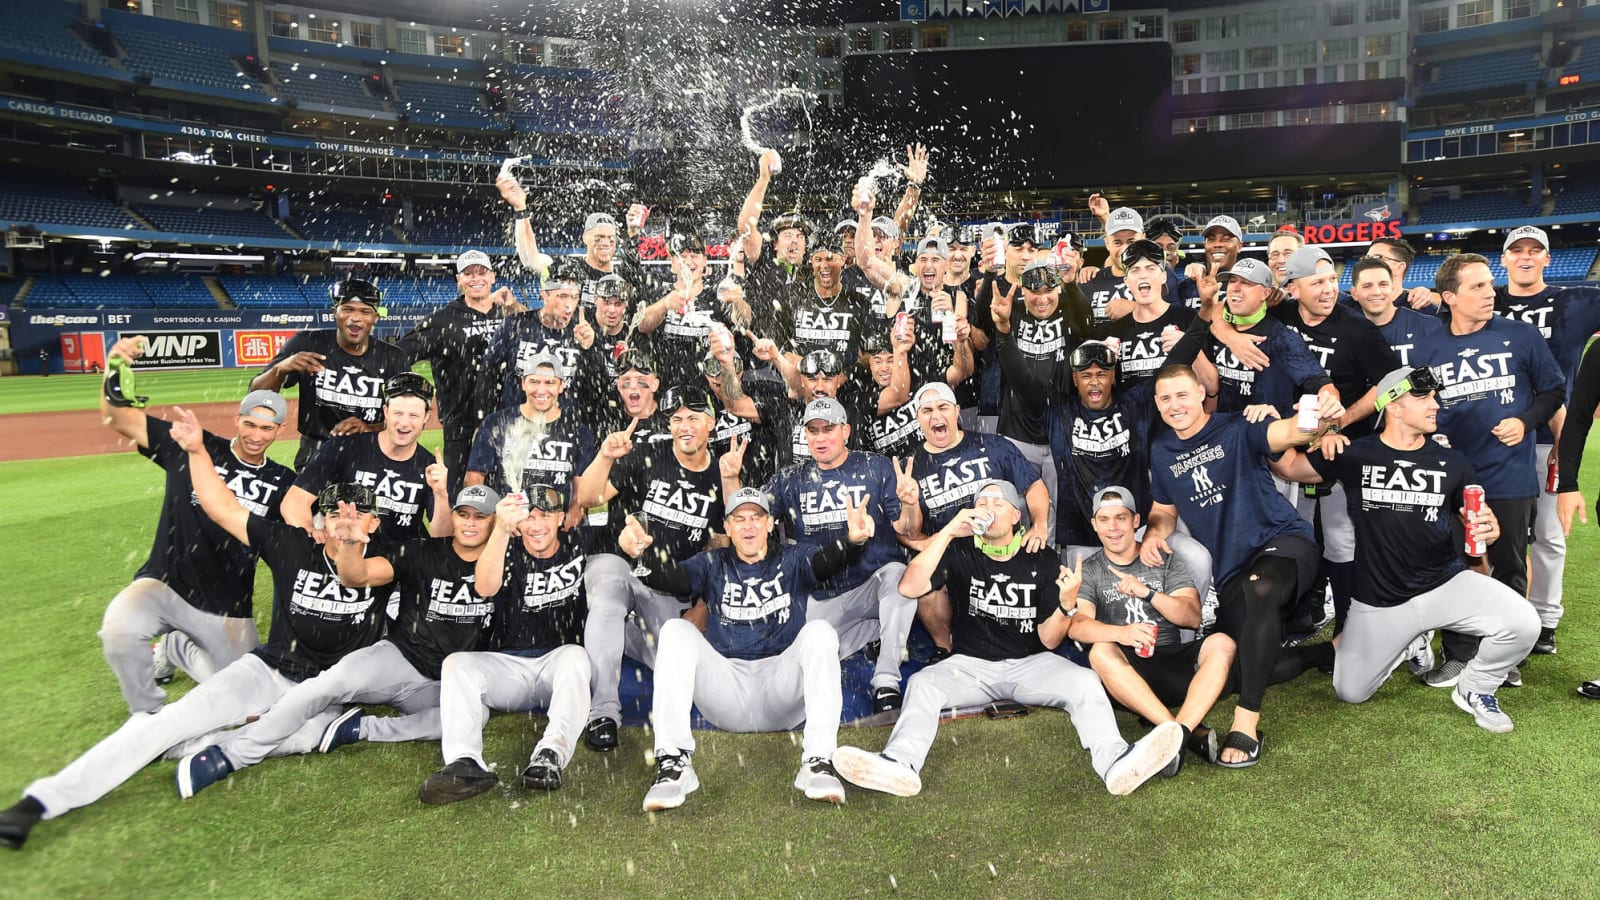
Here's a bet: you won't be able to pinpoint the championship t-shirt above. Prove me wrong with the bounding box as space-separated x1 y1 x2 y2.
1275 303 1400 440
1047 381 1159 547
385 537 495 679
608 442 724 565
1102 304 1195 385
480 311 583 410
1309 437 1472 606
708 378 790 488
637 285 735 385
912 431 1040 534
1496 284 1600 443
1412 316 1565 499
398 297 511 438
295 433 436 543
766 450 905 599
248 516 384 682
1168 316 1331 416
995 290 1090 443
1149 413 1315 586
930 541 1058 661
788 287 871 361
467 408 596 500
1078 551 1195 647
1082 267 1132 327
677 542 834 660
137 417 295 618
262 330 411 441
1373 306 1444 368
490 539 588 652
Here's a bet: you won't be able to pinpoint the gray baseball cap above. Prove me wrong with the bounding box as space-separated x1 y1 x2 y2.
725 487 772 516
584 212 619 233
915 236 949 259
455 249 493 273
1106 207 1144 236
518 350 563 378
1091 485 1137 515
453 484 500 515
238 389 288 424
1219 258 1275 287
871 216 900 239
834 217 857 234
1284 245 1334 282
802 397 849 426
913 381 958 410
1502 224 1549 251
1203 215 1243 240
973 479 1022 511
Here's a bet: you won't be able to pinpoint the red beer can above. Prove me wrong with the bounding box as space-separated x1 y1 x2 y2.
1547 458 1559 494
1136 624 1158 658
1463 484 1487 557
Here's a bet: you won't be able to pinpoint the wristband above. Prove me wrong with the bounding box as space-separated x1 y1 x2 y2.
1144 585 1156 602
512 209 535 220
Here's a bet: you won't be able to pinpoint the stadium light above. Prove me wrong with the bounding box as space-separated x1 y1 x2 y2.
331 256 405 265
131 252 266 262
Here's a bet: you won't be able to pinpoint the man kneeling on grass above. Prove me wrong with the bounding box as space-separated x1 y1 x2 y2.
833 481 1183 798
635 487 868 812
1070 486 1236 771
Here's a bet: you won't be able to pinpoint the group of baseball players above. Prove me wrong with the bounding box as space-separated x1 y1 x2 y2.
4 145 1599 849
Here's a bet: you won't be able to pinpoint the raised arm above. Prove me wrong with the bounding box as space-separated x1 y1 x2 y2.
100 336 151 448
330 504 395 588
426 462 453 538
474 496 526 597
899 509 971 597
572 420 635 508
170 407 250 544
737 150 779 264
891 143 928 235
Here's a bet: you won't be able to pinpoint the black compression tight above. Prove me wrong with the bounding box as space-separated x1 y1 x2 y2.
1218 556 1333 713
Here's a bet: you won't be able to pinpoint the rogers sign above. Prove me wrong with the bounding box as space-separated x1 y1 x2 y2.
1304 219 1403 244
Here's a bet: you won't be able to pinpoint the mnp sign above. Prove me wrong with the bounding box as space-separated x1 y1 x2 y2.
121 330 223 369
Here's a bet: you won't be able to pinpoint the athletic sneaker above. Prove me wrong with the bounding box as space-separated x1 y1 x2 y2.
1421 657 1465 688
151 637 176 686
318 708 363 753
519 749 563 791
1532 627 1557 655
177 745 233 799
872 687 903 713
0 798 43 850
1452 686 1513 733
1502 665 1523 688
832 746 922 797
1402 632 1436 677
794 757 846 805
1103 721 1184 796
642 752 698 812
419 757 499 804
584 717 619 753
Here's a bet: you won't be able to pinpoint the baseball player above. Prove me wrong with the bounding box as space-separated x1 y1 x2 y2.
465 351 597 524
832 481 1184 798
1555 340 1600 698
480 260 586 411
635 487 865 811
0 418 385 850
95 335 295 715
728 397 923 712
419 487 591 803
250 278 412 469
279 372 451 545
573 386 726 752
176 485 504 797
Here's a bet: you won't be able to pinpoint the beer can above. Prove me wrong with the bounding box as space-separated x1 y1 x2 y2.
1547 458 1559 494
1136 624 1158 658
1463 484 1487 557
1296 394 1320 433
709 323 733 356
1103 336 1122 361
985 223 1008 270
894 311 913 343
941 314 958 344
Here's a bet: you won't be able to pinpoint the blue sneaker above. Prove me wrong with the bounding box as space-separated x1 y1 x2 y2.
1452 686 1513 733
318 708 363 754
177 746 233 799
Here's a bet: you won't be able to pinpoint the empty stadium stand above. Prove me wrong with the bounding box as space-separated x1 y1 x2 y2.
1417 48 1543 98
289 209 396 244
218 276 313 308
0 0 118 75
133 205 292 241
0 183 140 231
103 9 263 98
270 61 388 113
396 79 499 129
1414 194 1536 225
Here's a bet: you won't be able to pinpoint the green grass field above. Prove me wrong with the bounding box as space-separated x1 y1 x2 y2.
0 364 435 415
2 370 1600 895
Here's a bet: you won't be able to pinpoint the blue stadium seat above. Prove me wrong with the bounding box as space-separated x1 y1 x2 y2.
396 79 499 129
1561 36 1600 83
1414 194 1535 225
220 276 312 308
290 209 396 244
1554 183 1600 216
134 205 291 240
23 274 152 309
105 10 263 97
140 275 219 309
271 61 388 112
0 182 140 231
1418 48 1543 97
408 202 505 247
0 0 117 73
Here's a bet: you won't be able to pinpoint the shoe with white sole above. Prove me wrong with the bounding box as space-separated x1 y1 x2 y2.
832 746 922 797
1103 721 1184 796
794 757 846 805
642 752 698 812
1453 686 1513 733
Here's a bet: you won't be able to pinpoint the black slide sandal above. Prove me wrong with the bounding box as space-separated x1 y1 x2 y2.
1217 730 1263 768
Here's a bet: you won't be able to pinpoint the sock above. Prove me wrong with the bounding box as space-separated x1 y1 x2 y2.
8 796 43 819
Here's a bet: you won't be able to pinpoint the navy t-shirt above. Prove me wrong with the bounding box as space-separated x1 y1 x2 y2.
679 543 825 660
911 432 1039 534
608 442 724 565
1276 303 1400 440
1101 304 1195 385
1047 380 1158 547
1309 437 1472 606
261 330 411 442
248 516 384 682
137 417 294 618
1373 306 1444 368
467 407 596 500
1170 315 1331 416
480 311 583 410
929 541 1057 661
295 433 436 544
1495 284 1600 443
766 451 905 598
489 539 588 653
1082 267 1131 328
1149 413 1315 586
1412 316 1565 500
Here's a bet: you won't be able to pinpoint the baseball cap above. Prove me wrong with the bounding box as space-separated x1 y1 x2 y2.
1020 258 1062 292
238 389 288 424
1284 245 1334 282
973 479 1022 511
1091 485 1136 515
543 259 583 291
660 385 716 416
871 216 900 240
951 224 980 246
455 250 493 274
834 217 858 234
913 381 958 410
593 273 628 300
1219 258 1275 287
383 372 434 405
1203 215 1243 240
518 350 563 378
1502 225 1549 252
1374 365 1443 412
803 397 848 426
669 231 706 255
453 484 500 515
915 236 949 259
315 482 377 516
725 486 772 516
770 213 813 236
330 278 382 309
1105 207 1144 236
584 212 619 233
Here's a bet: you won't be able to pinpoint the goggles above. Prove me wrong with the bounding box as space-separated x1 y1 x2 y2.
798 349 845 377
1069 342 1118 371
1119 239 1169 271
383 372 435 404
316 483 378 516
1020 265 1063 292
1375 367 1443 412
522 483 567 513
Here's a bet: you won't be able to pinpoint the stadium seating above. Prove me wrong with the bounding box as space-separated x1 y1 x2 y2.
0 183 140 231
139 275 219 309
289 209 396 244
26 274 153 309
408 202 506 247
1553 182 1600 216
0 0 117 74
1338 246 1599 289
219 276 312 308
270 61 388 112
1560 36 1600 83
1541 246 1599 282
511 93 623 133
1414 194 1535 225
133 205 292 241
1418 48 1543 98
396 79 499 129
104 10 263 97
